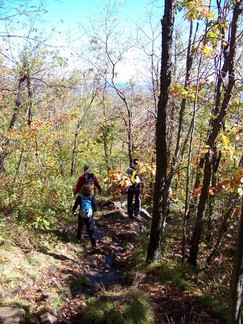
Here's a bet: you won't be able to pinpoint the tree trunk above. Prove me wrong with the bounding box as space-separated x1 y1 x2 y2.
170 20 194 173
182 48 202 260
228 193 243 324
188 151 212 267
207 203 235 265
0 72 27 172
111 84 133 166
70 91 97 177
146 0 175 263
26 71 33 127
188 0 243 267
71 133 78 177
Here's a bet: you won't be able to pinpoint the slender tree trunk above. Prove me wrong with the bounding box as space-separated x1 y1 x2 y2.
228 192 243 324
71 133 78 177
70 91 97 177
189 151 213 266
0 72 27 172
112 88 133 166
208 157 243 265
109 56 134 166
146 0 175 263
125 106 133 166
206 151 222 243
207 204 236 265
182 54 202 260
169 20 195 179
188 0 242 267
35 140 44 173
26 72 33 127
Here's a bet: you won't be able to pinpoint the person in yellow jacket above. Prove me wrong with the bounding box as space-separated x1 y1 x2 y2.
126 158 144 218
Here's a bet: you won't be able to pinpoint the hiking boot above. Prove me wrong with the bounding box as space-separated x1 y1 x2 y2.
91 246 101 254
134 209 140 216
91 246 97 253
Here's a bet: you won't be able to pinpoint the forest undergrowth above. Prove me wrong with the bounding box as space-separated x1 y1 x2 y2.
0 197 230 323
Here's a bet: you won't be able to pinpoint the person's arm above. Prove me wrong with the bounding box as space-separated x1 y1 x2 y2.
74 176 85 195
94 176 102 193
126 167 132 175
72 195 81 213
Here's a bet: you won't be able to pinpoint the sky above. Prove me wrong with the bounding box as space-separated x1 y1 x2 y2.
44 0 159 29
0 0 169 82
47 0 163 44
40 0 162 45
40 0 163 81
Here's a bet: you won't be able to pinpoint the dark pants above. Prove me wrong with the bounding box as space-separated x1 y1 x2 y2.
127 188 141 218
77 215 96 247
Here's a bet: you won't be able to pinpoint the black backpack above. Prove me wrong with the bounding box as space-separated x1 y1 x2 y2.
80 173 95 195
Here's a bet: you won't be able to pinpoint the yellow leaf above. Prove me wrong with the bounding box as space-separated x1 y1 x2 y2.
202 45 213 57
200 242 207 248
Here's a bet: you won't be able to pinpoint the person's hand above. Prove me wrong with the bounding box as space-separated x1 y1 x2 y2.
73 211 77 216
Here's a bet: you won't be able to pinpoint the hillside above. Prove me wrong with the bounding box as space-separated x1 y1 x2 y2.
0 201 226 323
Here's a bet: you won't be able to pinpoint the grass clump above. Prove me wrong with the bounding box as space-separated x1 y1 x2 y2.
83 290 154 324
147 260 195 290
70 274 89 295
197 295 227 322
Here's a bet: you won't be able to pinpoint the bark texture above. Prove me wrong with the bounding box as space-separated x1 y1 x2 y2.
146 0 175 262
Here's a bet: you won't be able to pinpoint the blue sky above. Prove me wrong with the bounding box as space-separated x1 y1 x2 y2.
44 0 161 31
0 0 166 81
39 0 164 81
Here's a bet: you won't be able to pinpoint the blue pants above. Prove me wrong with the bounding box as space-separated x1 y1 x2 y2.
77 215 96 247
127 188 141 218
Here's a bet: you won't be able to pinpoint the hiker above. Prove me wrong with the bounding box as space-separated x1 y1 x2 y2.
126 158 144 218
72 192 98 251
73 165 102 196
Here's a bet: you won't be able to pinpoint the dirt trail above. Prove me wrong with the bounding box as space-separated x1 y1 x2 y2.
0 205 225 323
58 206 223 323
60 206 150 323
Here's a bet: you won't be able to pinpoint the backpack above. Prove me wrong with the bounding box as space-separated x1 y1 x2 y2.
130 169 141 187
80 173 95 195
79 194 93 218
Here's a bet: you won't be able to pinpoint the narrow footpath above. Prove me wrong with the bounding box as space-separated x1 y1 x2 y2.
0 203 224 323
58 204 222 324
60 205 151 323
